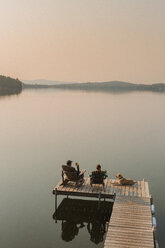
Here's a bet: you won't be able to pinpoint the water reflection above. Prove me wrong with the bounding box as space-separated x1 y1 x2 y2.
53 198 113 244
0 88 22 98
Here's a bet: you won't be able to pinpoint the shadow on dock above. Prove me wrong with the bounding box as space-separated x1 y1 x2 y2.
53 198 113 244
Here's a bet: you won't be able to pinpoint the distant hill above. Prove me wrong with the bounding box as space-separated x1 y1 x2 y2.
22 79 76 85
2 76 164 95
23 80 165 93
0 75 22 96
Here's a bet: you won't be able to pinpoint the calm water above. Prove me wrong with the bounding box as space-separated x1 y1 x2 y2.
0 89 165 247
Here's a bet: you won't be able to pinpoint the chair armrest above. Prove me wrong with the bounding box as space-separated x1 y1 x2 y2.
79 169 86 176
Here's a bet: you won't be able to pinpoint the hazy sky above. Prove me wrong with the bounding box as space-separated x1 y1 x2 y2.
0 0 165 83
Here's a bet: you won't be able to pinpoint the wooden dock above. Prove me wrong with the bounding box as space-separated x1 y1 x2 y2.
53 178 155 248
53 178 150 198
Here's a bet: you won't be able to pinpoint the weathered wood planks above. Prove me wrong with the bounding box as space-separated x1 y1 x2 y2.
105 196 154 248
53 178 150 198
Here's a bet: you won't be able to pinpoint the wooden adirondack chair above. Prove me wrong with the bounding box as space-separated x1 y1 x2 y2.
90 171 107 187
61 165 86 186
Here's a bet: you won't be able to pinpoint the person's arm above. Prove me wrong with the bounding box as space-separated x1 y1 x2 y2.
88 172 92 177
75 162 80 174
103 170 108 177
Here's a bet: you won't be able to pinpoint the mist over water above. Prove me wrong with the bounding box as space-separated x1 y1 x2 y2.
0 89 165 247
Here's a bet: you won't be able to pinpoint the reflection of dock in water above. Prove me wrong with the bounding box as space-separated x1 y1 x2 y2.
53 178 157 247
53 198 113 244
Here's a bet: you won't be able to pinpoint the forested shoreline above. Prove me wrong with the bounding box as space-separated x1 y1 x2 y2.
0 75 22 96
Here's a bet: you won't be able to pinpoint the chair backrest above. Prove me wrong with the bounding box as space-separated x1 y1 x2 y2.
62 165 78 181
91 171 106 184
62 165 76 172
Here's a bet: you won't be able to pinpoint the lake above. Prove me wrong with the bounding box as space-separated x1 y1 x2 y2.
0 89 164 247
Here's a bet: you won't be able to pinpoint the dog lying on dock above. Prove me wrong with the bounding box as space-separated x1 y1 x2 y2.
115 173 137 186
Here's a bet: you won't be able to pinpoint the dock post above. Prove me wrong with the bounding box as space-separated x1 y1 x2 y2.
98 192 101 209
99 192 101 201
54 188 58 223
55 188 57 211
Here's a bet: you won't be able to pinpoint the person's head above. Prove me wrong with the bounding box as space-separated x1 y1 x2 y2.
66 160 72 166
96 164 101 171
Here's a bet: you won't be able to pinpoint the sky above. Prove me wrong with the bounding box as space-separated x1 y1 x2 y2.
0 0 165 84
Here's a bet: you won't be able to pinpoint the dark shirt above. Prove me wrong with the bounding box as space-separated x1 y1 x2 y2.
65 165 80 175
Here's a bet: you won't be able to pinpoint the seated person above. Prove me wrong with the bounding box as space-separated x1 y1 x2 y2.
89 164 108 177
89 164 108 186
65 160 80 175
62 160 85 184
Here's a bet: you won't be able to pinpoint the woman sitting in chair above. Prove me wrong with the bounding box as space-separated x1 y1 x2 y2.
89 164 108 187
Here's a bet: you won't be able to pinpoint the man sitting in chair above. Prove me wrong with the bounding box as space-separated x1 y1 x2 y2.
61 160 85 185
66 160 80 175
89 164 108 187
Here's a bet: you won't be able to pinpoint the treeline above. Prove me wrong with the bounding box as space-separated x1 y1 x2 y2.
23 81 165 93
52 82 165 92
0 75 22 95
2 76 165 94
